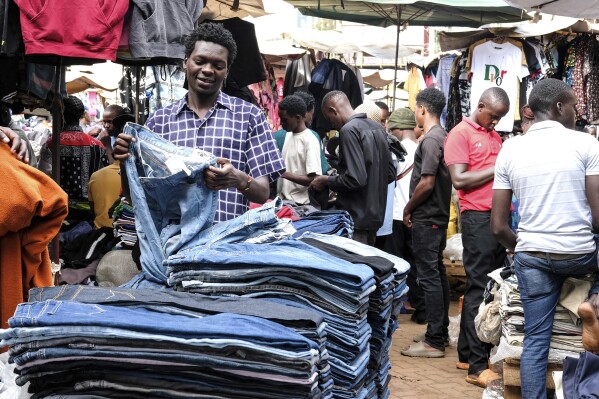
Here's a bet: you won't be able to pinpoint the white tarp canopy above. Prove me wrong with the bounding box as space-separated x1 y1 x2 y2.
505 0 599 19
66 62 122 94
479 13 582 37
283 27 418 58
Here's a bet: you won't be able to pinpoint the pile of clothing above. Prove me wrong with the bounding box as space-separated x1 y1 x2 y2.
118 124 406 399
498 275 590 353
111 198 137 249
292 210 354 238
1 286 328 399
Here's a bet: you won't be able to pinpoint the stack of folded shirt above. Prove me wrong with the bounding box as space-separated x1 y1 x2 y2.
291 211 354 238
111 198 136 249
2 289 326 399
167 239 377 399
499 275 588 353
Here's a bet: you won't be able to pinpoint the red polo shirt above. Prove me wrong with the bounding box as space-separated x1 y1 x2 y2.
444 117 502 213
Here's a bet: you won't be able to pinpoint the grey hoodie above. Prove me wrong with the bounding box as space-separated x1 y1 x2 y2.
129 0 204 59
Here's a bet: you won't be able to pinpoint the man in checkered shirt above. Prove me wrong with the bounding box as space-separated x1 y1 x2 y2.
114 23 285 223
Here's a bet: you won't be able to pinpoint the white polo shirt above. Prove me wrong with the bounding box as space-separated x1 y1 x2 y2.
493 120 599 254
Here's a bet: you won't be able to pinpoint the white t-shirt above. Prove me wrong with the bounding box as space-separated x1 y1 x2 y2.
278 129 322 205
393 139 419 220
470 41 529 132
493 120 599 254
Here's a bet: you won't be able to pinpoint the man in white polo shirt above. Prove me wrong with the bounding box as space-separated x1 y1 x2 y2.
491 78 599 399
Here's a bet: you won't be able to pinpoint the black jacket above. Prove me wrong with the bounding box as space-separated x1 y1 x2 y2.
328 113 394 230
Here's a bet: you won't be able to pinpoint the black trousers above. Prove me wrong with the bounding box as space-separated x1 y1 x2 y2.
353 229 377 246
385 220 425 315
411 223 450 351
459 211 506 374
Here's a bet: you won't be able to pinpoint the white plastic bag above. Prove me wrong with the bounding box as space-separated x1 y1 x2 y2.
0 353 25 399
443 233 463 261
448 314 461 346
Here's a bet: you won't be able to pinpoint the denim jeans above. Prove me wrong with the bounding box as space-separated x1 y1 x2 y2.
411 223 450 351
29 285 324 331
514 249 599 399
299 232 411 275
7 300 317 354
124 123 217 283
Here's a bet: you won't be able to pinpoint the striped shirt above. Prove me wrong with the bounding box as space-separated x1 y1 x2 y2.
146 91 285 222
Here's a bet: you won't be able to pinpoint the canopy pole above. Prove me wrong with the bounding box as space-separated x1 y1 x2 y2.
50 61 64 269
135 66 141 124
392 5 402 111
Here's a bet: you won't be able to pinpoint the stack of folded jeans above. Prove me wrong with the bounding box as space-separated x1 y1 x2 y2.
499 275 588 353
291 211 354 238
1 289 327 399
167 239 377 399
299 233 410 399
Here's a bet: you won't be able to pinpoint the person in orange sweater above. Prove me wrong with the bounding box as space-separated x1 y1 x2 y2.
0 127 68 329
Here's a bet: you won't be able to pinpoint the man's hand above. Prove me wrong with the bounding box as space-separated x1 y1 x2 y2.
0 126 28 163
589 294 599 318
309 175 329 192
403 210 412 228
205 158 245 191
113 133 135 161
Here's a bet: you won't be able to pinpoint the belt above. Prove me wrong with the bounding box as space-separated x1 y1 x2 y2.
522 251 584 260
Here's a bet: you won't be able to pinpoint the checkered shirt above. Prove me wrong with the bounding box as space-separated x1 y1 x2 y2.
146 91 286 223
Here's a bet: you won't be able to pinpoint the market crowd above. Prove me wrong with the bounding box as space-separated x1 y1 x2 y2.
3 22 599 399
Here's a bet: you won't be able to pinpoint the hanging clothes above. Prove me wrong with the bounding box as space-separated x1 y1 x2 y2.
210 18 267 88
14 0 129 60
129 0 203 59
405 65 425 111
445 53 464 132
437 54 457 128
469 39 529 132
284 53 312 97
308 59 363 135
0 0 23 56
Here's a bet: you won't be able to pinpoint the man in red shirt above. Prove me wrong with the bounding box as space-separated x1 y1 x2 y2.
444 87 509 388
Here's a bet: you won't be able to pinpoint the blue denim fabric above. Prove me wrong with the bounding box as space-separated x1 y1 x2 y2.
514 248 599 399
299 232 411 275
167 240 375 288
291 211 354 238
7 300 317 353
124 123 217 283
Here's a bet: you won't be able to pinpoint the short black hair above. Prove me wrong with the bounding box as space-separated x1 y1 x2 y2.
528 78 574 114
416 88 446 117
295 91 315 112
480 87 510 108
185 23 237 66
375 101 389 112
105 104 125 116
321 90 347 110
63 95 84 125
279 95 307 117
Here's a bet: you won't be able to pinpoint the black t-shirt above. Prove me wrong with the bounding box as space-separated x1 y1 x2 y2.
409 125 452 227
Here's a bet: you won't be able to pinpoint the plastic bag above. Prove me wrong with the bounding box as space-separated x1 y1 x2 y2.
475 299 502 345
443 233 463 261
448 314 461 346
482 379 504 399
490 336 580 365
0 352 29 399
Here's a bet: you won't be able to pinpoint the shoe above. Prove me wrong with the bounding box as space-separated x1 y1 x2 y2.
413 333 450 347
465 369 501 388
400 341 444 358
456 362 469 370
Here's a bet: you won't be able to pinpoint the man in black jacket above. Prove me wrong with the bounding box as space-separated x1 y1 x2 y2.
310 91 393 246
